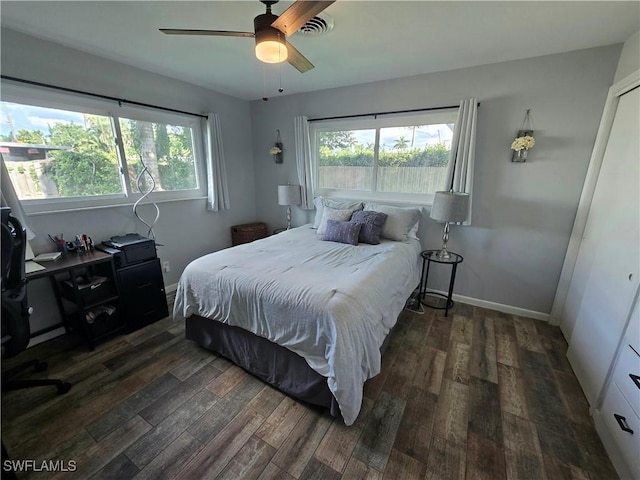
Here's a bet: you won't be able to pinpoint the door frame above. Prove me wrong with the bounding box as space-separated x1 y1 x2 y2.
550 69 640 332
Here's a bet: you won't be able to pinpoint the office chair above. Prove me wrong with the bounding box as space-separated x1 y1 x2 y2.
1 207 71 394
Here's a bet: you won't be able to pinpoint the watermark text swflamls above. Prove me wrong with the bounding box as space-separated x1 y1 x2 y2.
3 459 77 472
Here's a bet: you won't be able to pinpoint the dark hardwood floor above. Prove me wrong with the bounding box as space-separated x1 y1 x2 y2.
1 299 619 479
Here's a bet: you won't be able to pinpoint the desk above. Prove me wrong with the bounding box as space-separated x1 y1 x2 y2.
418 249 463 317
27 251 122 350
27 250 114 281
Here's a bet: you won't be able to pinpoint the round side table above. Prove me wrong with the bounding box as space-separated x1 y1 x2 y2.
418 249 463 317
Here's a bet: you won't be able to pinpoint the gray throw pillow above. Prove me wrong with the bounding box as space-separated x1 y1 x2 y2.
321 220 362 246
350 210 388 245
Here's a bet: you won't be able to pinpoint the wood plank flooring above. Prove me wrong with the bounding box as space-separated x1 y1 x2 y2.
1 300 619 479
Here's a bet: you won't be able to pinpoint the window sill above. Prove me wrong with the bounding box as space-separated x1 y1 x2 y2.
317 189 435 207
25 195 208 216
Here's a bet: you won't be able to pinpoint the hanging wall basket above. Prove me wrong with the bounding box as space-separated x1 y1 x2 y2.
271 130 283 164
511 109 535 163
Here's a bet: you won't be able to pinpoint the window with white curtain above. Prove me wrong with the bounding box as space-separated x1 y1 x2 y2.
0 83 206 214
310 109 458 203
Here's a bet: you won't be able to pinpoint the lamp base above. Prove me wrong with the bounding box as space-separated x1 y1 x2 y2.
435 248 451 260
437 222 451 260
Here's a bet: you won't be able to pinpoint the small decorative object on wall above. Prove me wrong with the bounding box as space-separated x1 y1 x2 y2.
271 130 283 163
511 109 535 163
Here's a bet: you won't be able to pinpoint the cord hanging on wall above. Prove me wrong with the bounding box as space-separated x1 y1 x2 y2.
511 108 536 163
262 64 269 102
133 155 159 240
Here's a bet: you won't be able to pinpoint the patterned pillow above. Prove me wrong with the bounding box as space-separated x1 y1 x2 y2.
321 220 362 246
312 197 363 229
317 206 356 235
350 210 388 245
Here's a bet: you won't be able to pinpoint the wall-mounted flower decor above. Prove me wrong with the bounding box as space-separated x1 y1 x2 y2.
271 130 283 163
511 109 535 162
511 131 535 162
511 135 535 152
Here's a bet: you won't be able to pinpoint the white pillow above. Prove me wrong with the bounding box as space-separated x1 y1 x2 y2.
312 197 324 228
408 220 420 240
364 202 421 242
312 197 363 229
317 206 356 235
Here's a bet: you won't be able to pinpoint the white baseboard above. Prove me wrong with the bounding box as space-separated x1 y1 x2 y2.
28 327 66 347
429 289 550 322
165 283 178 294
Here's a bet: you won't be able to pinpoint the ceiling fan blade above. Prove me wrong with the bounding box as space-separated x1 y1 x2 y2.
271 1 335 37
159 29 255 38
286 42 314 73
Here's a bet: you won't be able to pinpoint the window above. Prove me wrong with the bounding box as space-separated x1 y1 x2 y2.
118 118 198 193
0 84 205 214
312 110 457 203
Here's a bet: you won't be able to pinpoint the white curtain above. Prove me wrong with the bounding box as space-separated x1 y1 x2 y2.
1 156 36 238
445 98 477 225
294 116 315 210
204 113 230 212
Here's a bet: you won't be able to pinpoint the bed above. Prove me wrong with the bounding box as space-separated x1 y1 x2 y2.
173 223 421 425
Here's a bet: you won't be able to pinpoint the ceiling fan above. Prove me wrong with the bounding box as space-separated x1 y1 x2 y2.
160 0 335 73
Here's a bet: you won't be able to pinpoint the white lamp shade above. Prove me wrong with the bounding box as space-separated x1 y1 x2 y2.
278 185 301 206
255 28 288 64
430 191 470 223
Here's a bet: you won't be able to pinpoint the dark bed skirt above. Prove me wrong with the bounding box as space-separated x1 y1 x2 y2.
185 315 343 419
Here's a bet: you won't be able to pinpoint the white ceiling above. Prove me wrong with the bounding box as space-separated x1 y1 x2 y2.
1 1 638 101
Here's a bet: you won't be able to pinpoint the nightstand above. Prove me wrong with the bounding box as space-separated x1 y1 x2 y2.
418 249 463 317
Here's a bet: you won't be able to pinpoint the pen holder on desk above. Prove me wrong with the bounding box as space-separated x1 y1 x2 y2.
74 234 94 254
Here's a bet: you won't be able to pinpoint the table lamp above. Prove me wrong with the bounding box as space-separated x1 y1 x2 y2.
278 185 301 229
430 190 470 260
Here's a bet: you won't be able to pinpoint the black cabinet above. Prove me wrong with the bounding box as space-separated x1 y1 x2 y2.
117 258 169 332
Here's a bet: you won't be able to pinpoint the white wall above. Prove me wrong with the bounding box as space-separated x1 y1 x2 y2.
249 45 621 317
613 30 640 83
1 29 257 334
0 26 625 332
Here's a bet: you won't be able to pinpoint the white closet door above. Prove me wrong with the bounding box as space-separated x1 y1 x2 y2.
566 86 640 406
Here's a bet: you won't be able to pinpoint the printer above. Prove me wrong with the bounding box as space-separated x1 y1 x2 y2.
97 233 156 268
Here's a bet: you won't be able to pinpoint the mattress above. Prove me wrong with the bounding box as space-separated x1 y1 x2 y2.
173 224 421 425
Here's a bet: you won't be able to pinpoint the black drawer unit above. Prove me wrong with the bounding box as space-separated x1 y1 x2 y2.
53 254 125 351
117 258 169 332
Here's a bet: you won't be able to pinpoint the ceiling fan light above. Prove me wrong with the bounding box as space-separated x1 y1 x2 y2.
255 28 288 63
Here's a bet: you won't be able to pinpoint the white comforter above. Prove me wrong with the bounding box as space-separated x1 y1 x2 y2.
174 225 421 425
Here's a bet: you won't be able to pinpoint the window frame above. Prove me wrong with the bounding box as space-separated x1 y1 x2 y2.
1 83 207 215
310 109 458 205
